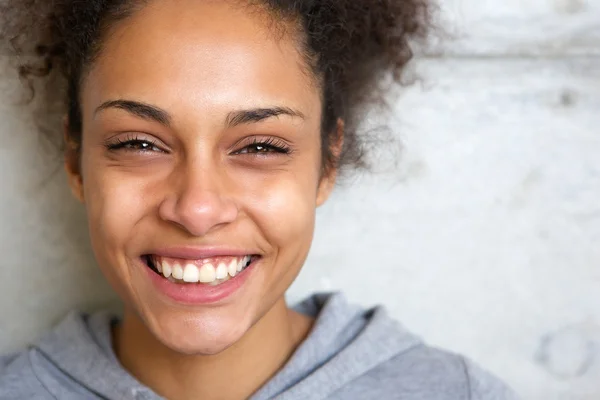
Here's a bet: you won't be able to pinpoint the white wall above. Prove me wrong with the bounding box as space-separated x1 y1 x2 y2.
1 1 599 399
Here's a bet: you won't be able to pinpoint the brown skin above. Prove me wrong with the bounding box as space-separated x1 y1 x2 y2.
65 1 341 399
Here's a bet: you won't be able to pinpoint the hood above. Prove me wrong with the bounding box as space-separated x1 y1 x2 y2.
251 293 422 400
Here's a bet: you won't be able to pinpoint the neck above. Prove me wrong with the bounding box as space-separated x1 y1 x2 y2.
113 298 313 400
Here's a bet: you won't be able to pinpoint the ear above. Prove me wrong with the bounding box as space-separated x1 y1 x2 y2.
316 119 344 207
63 116 85 203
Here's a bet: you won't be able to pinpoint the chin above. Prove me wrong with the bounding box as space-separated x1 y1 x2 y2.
147 308 252 356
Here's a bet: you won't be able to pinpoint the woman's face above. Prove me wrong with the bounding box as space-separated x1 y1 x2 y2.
67 0 336 354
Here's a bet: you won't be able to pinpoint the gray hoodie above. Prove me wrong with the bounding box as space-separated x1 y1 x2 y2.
0 293 519 399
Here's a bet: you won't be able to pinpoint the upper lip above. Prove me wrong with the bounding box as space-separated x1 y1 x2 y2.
147 246 259 260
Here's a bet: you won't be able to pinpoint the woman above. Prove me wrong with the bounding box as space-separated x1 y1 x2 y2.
0 1 518 399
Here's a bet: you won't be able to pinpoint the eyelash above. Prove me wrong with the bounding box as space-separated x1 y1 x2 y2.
105 135 163 153
104 135 292 155
232 137 291 155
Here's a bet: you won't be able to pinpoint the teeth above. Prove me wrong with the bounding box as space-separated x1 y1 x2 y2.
237 257 245 272
199 263 216 283
172 263 184 280
238 255 251 271
155 256 254 283
183 263 199 283
216 263 228 280
228 259 238 277
162 261 172 278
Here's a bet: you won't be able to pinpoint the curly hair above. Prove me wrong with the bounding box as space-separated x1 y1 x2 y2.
0 0 431 173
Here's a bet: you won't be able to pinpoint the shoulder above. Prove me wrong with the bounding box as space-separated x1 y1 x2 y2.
332 344 520 400
376 345 519 400
0 349 54 399
0 310 116 400
461 357 521 400
297 293 520 399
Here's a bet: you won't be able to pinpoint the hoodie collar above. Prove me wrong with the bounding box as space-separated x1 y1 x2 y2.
251 293 422 400
34 311 160 400
32 293 419 400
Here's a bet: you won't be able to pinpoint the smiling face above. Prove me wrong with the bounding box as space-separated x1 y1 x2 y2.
66 0 337 354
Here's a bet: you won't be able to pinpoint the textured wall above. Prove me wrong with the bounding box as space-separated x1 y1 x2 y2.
1 1 599 399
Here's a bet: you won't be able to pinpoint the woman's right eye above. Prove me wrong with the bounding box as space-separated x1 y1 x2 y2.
105 138 164 153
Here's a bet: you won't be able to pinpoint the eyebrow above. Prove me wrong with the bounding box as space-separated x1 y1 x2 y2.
95 100 172 126
95 100 305 129
226 107 305 127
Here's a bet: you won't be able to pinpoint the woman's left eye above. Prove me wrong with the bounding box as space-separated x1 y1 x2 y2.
237 143 284 154
233 138 291 155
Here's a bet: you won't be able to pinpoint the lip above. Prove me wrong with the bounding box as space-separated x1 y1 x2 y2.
142 256 259 305
150 246 259 260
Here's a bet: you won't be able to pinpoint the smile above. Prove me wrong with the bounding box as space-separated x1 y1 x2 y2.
143 255 258 286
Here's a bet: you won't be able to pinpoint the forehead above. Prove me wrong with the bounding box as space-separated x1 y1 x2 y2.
82 0 320 121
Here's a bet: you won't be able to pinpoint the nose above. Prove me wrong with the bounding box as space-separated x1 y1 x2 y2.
158 160 238 237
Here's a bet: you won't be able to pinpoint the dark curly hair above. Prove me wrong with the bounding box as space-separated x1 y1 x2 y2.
0 0 431 173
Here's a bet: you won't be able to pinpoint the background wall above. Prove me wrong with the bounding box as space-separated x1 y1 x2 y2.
1 1 599 399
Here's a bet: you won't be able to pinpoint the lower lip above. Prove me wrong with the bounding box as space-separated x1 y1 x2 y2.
144 260 257 305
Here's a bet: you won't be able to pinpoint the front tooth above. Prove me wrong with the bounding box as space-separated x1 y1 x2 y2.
183 264 200 283
228 259 238 277
199 263 216 283
156 260 163 273
162 261 172 278
172 263 184 280
216 263 228 280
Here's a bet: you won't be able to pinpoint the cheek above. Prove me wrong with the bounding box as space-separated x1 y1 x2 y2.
237 163 321 262
252 179 316 245
81 159 151 259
